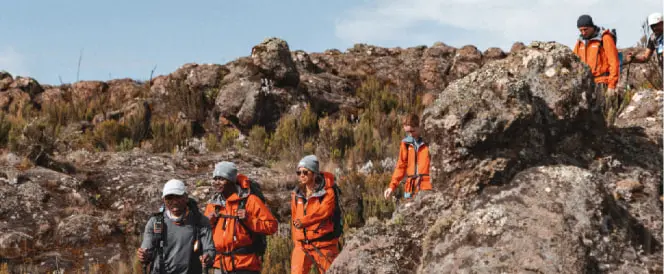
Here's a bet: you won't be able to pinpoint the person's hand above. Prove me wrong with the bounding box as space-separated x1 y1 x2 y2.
383 188 393 199
237 209 246 220
137 248 150 263
199 253 212 266
624 52 634 64
293 219 302 229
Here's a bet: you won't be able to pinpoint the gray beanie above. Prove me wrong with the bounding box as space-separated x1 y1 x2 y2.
212 161 238 183
577 14 595 28
297 155 319 173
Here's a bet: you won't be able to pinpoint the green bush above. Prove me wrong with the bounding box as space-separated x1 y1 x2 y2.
116 138 134 152
151 118 193 153
261 234 293 274
317 116 354 162
204 133 222 152
90 120 131 151
220 127 240 148
248 125 270 157
0 114 11 147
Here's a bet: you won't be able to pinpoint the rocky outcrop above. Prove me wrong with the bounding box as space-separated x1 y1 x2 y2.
424 41 597 197
331 165 661 273
329 42 663 273
251 37 300 86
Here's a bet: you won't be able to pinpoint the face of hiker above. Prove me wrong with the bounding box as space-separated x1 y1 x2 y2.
297 168 315 186
651 22 663 35
212 177 235 196
578 26 595 39
404 124 420 138
163 194 188 217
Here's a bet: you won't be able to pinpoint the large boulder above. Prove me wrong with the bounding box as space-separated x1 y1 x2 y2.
614 89 663 144
419 42 457 90
423 41 597 197
299 73 361 114
330 166 662 273
448 45 483 82
251 37 299 86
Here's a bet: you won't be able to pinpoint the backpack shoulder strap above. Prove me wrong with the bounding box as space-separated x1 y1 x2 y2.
149 212 166 273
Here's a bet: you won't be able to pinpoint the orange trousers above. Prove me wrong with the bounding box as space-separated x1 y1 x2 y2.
290 242 339 274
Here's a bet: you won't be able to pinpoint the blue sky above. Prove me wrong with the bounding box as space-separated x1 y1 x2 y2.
0 0 660 85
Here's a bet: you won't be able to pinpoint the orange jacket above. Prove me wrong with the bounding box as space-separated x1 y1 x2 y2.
203 174 278 272
389 136 432 195
291 172 339 248
573 29 620 89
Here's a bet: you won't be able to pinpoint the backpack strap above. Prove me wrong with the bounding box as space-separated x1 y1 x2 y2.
150 213 166 274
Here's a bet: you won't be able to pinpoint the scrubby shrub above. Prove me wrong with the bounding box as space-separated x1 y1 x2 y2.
248 125 269 157
261 234 293 274
164 80 209 123
151 118 193 153
9 118 59 167
0 114 11 147
116 138 134 152
220 127 240 148
316 116 354 162
90 120 131 151
338 172 396 228
204 133 222 152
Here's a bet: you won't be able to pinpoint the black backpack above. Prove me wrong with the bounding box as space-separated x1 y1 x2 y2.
330 183 344 239
238 179 269 259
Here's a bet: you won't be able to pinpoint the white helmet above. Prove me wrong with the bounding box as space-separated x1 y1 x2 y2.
648 12 662 26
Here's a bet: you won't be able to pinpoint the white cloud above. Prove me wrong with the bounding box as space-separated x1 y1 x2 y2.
0 47 29 77
336 0 660 51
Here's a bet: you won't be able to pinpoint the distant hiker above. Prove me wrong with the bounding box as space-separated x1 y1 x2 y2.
625 13 663 68
137 179 215 274
291 155 344 274
573 14 621 122
204 161 278 274
384 114 431 200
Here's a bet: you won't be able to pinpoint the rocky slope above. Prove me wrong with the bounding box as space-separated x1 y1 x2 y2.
328 42 662 273
0 38 661 273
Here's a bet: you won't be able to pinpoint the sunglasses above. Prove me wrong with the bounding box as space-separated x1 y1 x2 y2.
296 170 311 176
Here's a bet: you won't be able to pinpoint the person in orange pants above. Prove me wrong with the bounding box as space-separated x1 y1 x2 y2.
384 113 432 200
204 161 278 274
291 155 341 274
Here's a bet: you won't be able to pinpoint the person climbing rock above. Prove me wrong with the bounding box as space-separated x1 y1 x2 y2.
384 113 432 200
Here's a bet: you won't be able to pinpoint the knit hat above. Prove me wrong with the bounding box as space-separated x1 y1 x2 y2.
297 155 319 173
212 161 238 183
162 179 186 198
577 15 595 28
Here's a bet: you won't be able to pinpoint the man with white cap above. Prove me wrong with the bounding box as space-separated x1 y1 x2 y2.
137 179 216 274
626 12 663 69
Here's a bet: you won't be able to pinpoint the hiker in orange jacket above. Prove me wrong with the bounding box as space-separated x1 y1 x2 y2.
291 155 340 274
204 161 278 274
384 114 432 200
573 14 620 98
